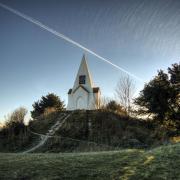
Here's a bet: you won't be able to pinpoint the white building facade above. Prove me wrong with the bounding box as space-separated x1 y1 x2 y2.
67 55 101 110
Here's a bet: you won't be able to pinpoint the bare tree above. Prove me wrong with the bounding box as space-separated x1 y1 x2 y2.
115 75 135 115
5 107 27 127
99 96 112 109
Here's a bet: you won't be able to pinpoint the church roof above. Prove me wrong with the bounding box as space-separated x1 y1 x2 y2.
68 86 100 94
73 85 89 94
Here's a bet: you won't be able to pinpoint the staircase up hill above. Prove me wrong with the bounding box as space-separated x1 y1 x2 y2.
24 112 72 153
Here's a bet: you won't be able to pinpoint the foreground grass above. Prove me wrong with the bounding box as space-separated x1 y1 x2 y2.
0 143 179 180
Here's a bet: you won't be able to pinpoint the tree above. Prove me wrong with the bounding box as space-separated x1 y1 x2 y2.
99 96 111 109
31 93 65 119
115 75 135 115
168 63 180 123
168 63 180 85
5 107 27 126
106 100 126 115
135 63 180 125
135 70 171 120
5 107 27 136
1 107 30 151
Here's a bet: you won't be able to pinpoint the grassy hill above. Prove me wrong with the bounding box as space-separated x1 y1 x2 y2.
0 143 179 180
0 110 174 153
28 110 158 152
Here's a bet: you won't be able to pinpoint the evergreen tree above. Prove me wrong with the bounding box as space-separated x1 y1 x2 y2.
168 63 180 124
31 93 65 119
135 63 180 125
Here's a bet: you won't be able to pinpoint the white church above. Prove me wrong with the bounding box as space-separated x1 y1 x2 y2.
67 55 101 110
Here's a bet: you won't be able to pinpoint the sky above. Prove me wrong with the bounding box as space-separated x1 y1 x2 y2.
0 0 180 122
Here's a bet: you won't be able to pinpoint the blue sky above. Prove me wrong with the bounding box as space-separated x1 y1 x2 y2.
0 0 180 122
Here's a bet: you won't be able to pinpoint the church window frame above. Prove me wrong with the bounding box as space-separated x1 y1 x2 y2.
79 75 86 84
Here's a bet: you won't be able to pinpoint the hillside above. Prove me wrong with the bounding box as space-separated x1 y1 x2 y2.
0 110 171 153
0 143 179 180
28 110 158 153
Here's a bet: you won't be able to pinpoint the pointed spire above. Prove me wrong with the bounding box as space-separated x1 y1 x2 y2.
82 53 86 60
81 53 88 67
80 53 87 68
72 54 93 91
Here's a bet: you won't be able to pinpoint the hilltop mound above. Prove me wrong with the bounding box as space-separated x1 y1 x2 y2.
28 110 158 152
1 110 170 153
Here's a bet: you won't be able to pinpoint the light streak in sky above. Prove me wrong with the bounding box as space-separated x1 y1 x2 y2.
0 2 143 81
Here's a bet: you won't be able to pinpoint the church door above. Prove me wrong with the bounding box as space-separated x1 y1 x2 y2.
76 97 84 109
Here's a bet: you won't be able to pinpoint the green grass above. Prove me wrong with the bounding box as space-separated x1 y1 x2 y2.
0 143 179 180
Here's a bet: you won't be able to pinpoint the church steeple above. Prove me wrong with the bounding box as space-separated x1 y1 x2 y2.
72 54 93 91
67 54 100 110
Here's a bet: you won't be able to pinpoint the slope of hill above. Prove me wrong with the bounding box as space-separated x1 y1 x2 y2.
0 143 179 180
28 110 157 153
0 110 169 153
